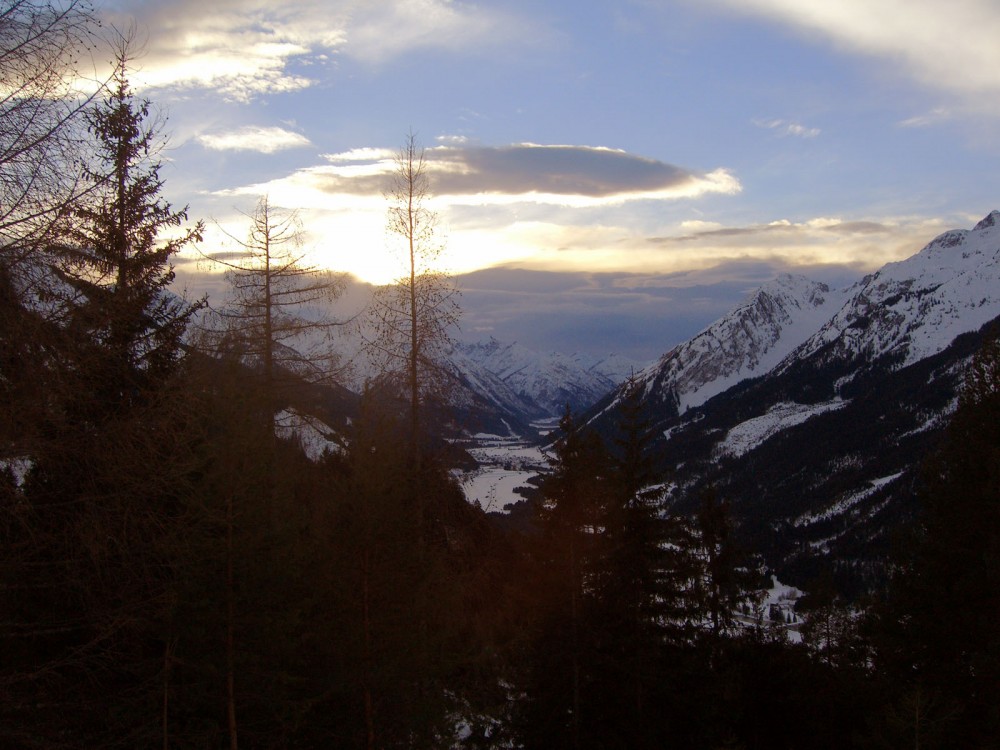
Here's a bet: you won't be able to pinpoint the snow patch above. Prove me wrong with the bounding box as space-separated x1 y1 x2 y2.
0 456 33 488
794 472 903 528
453 430 548 512
274 409 341 462
716 399 848 458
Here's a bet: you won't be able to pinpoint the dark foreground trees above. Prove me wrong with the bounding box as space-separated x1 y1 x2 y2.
1 18 996 746
0 0 99 452
203 195 347 422
871 330 1000 748
1 35 208 746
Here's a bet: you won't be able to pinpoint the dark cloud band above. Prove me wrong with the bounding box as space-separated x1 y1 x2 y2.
321 143 708 199
429 144 696 197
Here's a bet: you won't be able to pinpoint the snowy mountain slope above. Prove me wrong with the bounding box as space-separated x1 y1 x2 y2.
713 398 848 459
653 317 994 594
780 210 1000 372
455 337 642 416
444 350 550 432
619 274 849 416
581 212 1000 594
595 212 1000 426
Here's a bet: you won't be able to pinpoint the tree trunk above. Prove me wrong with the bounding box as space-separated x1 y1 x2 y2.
163 637 175 750
362 547 376 750
226 491 239 750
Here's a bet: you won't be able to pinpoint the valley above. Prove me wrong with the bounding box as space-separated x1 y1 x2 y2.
452 418 557 514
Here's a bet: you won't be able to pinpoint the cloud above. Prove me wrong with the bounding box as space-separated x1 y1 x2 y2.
644 215 948 274
453 267 727 360
661 217 893 243
448 211 961 360
433 144 738 201
208 137 954 288
705 0 1000 109
202 141 742 283
197 126 312 153
453 261 866 360
898 107 953 129
297 143 742 205
103 1 333 101
342 0 533 65
104 0 538 100
753 118 821 138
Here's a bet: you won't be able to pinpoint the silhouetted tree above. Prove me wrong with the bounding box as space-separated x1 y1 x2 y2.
0 0 99 260
0 36 207 747
54 30 203 417
872 329 1000 747
364 132 460 473
204 195 347 423
586 376 675 744
0 0 100 454
520 408 611 749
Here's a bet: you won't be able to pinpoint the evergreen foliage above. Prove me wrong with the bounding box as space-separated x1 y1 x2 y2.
1 37 207 747
871 328 1000 747
54 35 203 417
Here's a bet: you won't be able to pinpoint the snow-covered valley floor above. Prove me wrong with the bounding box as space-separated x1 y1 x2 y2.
452 421 555 513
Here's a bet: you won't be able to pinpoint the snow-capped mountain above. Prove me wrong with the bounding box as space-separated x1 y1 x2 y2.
621 275 849 415
585 212 1000 593
454 337 642 417
352 338 644 440
606 211 1000 419
780 210 1000 371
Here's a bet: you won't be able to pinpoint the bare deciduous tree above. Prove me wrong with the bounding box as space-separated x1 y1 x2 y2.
364 132 460 471
0 0 100 449
202 195 349 422
0 0 99 265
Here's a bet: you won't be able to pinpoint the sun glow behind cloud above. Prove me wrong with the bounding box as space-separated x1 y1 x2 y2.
114 0 996 293
201 141 746 284
194 133 953 287
198 143 938 288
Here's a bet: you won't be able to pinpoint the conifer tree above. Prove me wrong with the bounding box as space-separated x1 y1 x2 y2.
523 407 610 749
694 487 759 645
0 35 206 747
582 377 680 746
873 329 1000 747
603 376 673 631
55 30 203 415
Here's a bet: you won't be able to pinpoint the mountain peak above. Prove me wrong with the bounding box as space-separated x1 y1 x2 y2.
973 210 1000 231
626 274 849 413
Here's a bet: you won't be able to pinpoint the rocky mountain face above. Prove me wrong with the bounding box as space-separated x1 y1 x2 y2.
450 337 641 425
360 337 644 440
596 274 850 420
586 212 1000 594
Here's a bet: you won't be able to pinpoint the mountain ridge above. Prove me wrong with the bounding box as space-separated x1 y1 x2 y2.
453 336 642 418
599 211 1000 422
578 212 1000 592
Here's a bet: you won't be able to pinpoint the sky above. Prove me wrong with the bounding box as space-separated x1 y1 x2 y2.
93 0 1000 361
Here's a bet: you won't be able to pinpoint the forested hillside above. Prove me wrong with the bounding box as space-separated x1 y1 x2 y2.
2 6 998 748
